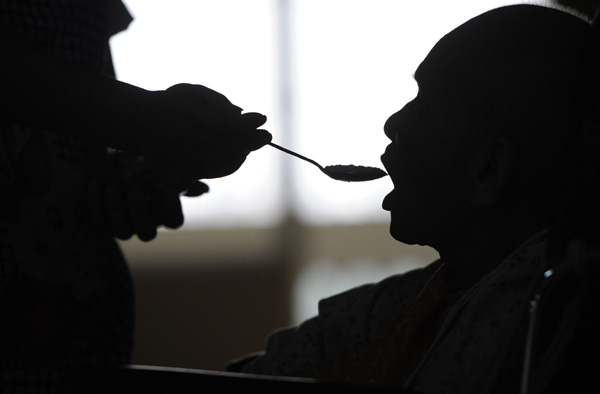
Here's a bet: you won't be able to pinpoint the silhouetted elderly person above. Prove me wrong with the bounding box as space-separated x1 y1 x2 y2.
230 5 600 393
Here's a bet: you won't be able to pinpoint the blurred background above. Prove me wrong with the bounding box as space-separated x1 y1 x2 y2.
109 0 577 371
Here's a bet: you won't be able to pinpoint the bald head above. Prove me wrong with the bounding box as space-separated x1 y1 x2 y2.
421 5 596 130
422 5 599 217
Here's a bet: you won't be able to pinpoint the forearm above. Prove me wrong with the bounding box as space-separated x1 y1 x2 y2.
1 24 272 180
0 25 149 153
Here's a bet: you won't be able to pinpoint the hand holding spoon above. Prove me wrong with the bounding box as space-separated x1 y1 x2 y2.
268 142 387 182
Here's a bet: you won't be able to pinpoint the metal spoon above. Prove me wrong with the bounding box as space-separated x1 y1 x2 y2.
268 142 387 182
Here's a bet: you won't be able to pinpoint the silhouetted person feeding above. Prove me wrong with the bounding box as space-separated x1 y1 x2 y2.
229 4 600 393
0 1 270 392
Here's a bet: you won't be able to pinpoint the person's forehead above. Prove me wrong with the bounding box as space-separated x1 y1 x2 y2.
412 46 473 96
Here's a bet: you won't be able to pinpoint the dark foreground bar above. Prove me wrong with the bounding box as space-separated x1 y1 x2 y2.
61 365 411 394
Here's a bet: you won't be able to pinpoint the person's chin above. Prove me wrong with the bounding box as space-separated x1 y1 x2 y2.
384 190 418 244
389 221 407 243
388 215 423 246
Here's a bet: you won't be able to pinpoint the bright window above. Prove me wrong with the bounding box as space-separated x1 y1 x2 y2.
111 0 525 229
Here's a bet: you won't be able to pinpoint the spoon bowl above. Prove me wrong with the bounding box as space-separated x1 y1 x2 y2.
268 142 387 182
322 164 388 182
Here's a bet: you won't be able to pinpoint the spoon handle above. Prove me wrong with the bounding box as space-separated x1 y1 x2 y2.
268 142 325 171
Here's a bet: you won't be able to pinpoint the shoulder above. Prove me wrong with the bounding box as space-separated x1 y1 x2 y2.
318 260 442 347
233 260 441 376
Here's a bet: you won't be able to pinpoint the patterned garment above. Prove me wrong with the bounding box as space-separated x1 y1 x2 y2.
233 231 547 393
0 1 134 392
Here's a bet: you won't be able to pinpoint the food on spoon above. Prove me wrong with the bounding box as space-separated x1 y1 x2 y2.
323 165 388 182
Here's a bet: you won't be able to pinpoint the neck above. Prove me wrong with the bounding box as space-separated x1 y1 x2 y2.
438 244 510 291
434 220 543 291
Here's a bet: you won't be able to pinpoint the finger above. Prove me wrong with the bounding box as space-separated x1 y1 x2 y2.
172 83 242 113
227 113 271 150
161 188 184 229
238 112 268 128
196 86 243 113
239 128 272 151
104 184 134 240
187 110 271 154
183 181 210 197
168 178 196 194
210 125 271 153
213 128 271 153
128 189 158 242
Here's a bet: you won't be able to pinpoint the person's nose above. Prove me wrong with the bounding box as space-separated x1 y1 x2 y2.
384 100 413 141
381 113 402 167
381 143 392 169
384 110 401 141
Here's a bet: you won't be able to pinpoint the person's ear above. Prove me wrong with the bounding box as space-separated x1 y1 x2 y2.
469 136 515 208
